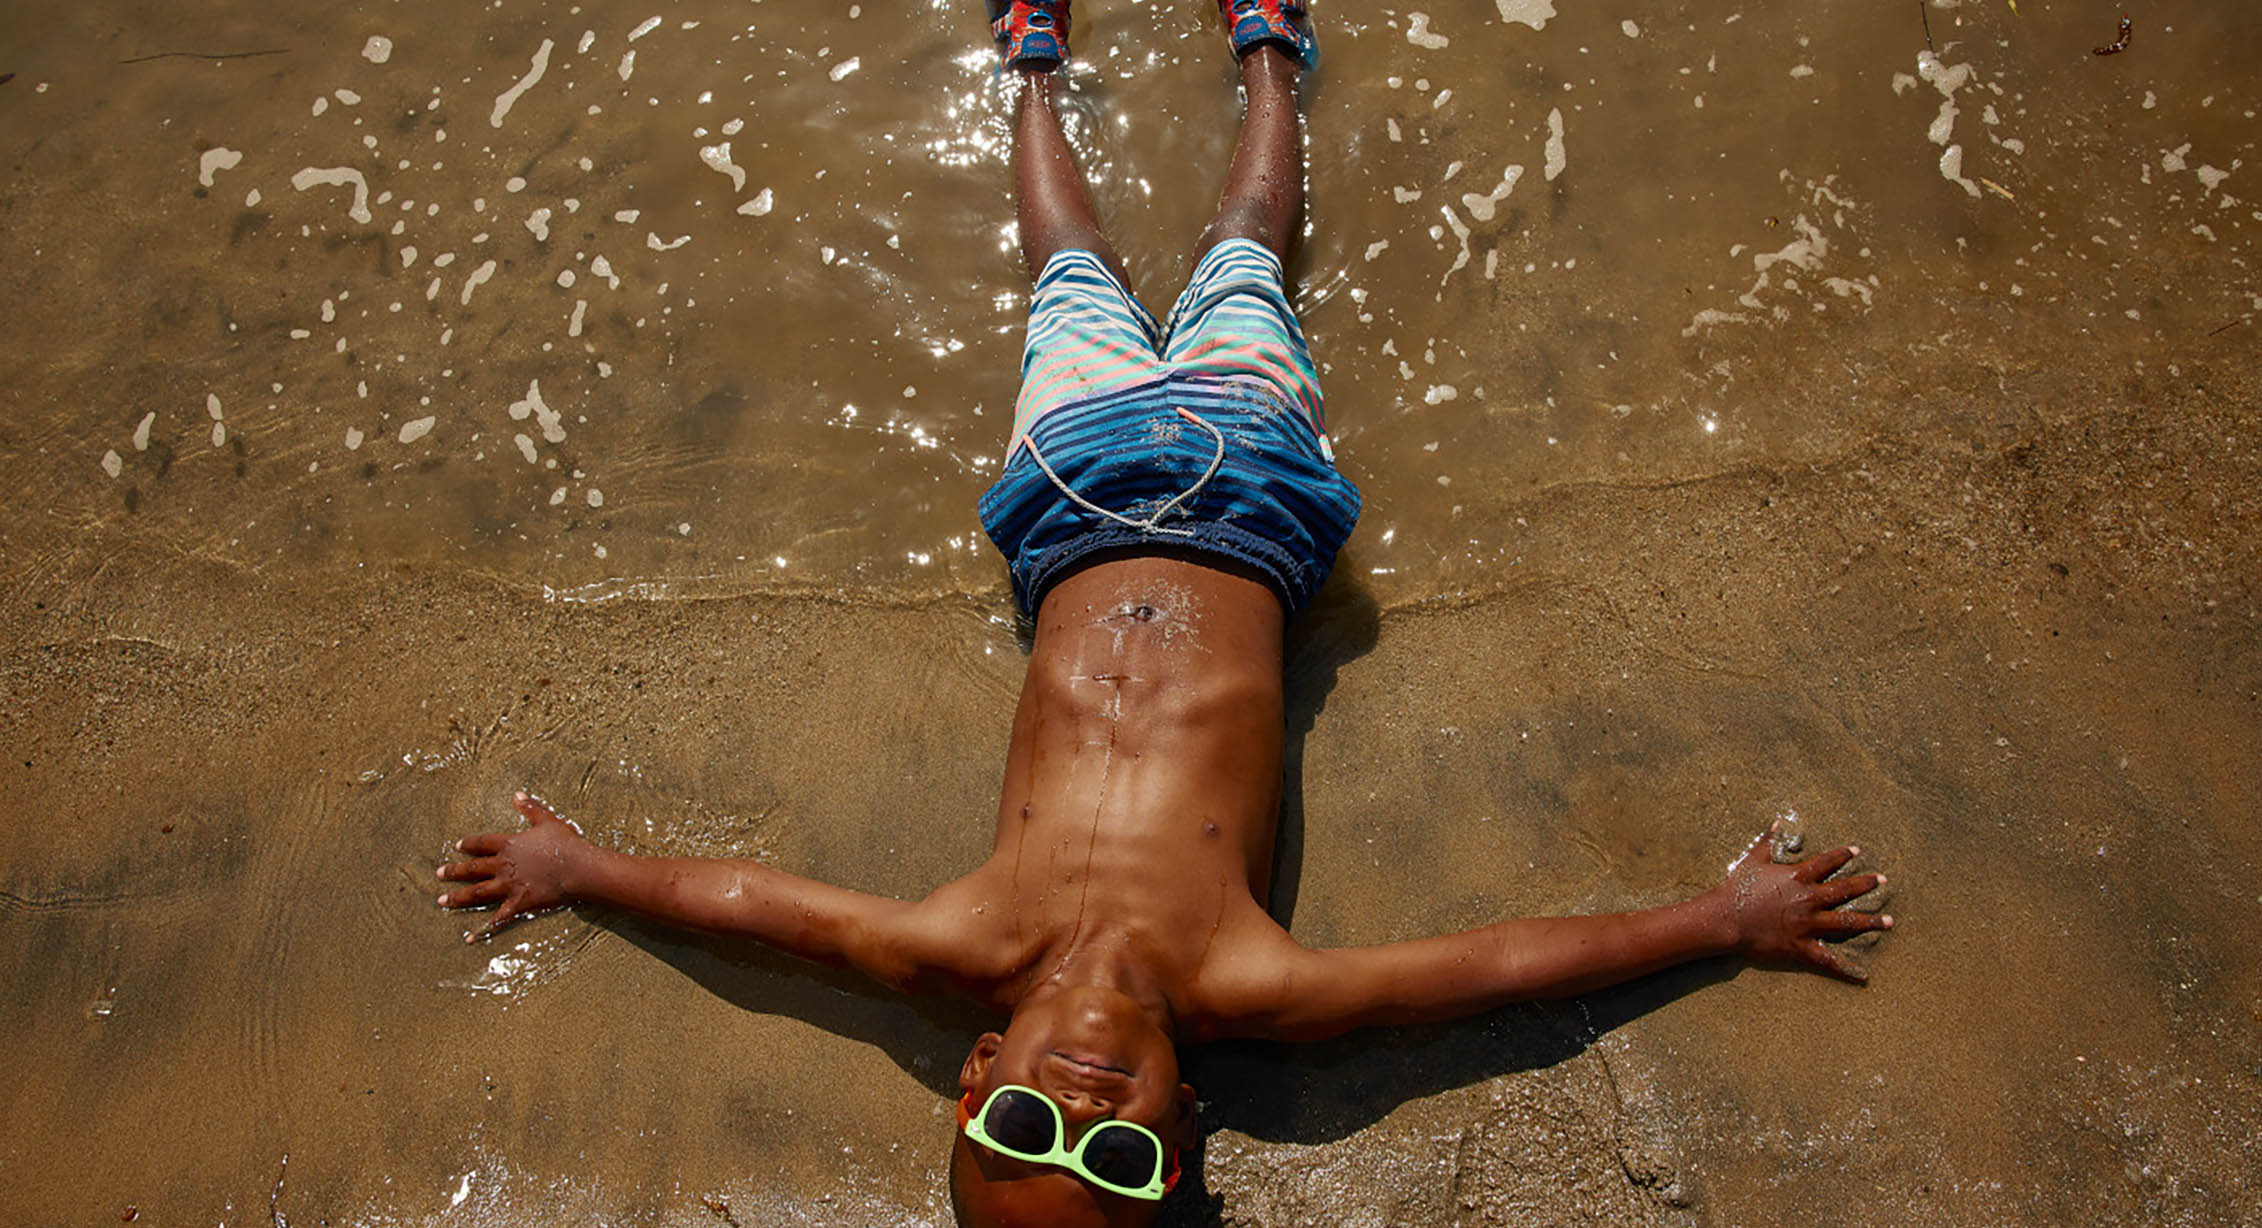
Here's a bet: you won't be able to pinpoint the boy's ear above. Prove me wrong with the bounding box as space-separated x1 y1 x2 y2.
958 1032 1005 1094
1173 1082 1198 1147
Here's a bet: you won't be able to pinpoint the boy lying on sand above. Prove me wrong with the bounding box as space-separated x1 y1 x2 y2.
440 4 1893 1224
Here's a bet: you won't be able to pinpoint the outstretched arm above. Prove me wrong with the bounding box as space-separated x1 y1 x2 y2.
1231 829 1892 1042
437 792 945 991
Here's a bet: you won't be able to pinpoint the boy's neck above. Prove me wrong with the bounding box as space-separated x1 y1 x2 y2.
1017 924 1180 1037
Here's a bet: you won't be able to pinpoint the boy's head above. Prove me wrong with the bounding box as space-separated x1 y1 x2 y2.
948 985 1197 1227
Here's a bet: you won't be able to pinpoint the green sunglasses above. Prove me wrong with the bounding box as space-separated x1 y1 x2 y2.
958 1085 1179 1201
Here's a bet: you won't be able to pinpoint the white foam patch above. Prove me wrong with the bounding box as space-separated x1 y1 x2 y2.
245 188 261 207
647 233 690 251
101 449 123 478
1682 307 1750 336
737 187 774 217
618 50 636 81
628 15 662 41
198 147 243 187
1622 19 1640 38
207 393 225 420
1406 13 1450 49
460 258 498 304
133 412 156 451
291 166 373 224
829 57 861 82
508 380 566 443
399 415 436 443
362 36 393 64
568 299 587 337
490 38 555 128
591 255 620 288
1438 203 1472 289
1460 164 1524 221
525 207 553 241
1938 145 1980 198
1495 0 1556 31
700 142 747 192
1914 50 1981 198
515 433 538 463
1543 108 1567 181
345 426 365 450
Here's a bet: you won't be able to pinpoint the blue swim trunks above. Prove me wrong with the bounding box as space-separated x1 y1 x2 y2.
979 239 1362 616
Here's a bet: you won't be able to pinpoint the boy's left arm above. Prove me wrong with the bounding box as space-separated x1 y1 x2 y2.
1223 829 1891 1043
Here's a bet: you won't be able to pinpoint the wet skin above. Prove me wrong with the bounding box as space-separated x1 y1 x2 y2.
439 35 1893 1228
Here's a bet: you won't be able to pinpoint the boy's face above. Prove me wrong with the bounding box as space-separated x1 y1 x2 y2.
948 987 1196 1227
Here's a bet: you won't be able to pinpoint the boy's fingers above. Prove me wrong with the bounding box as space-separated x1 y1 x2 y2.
1802 939 1868 985
1794 846 1857 883
436 856 500 882
1813 909 1893 936
1815 872 1882 905
474 903 522 941
456 832 506 855
513 791 555 823
1738 824 1778 865
439 880 508 910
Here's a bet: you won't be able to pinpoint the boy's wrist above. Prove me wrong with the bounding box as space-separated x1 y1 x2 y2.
558 839 614 900
1683 889 1745 957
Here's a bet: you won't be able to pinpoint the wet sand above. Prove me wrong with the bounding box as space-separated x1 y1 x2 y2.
3 1 2258 1224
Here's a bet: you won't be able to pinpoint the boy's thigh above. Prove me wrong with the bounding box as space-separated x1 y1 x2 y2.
1013 250 1166 443
1159 239 1325 431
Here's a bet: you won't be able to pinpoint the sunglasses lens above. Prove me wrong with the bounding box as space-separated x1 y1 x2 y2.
1081 1124 1160 1189
982 1089 1058 1156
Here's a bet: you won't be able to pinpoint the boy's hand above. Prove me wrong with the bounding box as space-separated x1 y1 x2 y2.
1709 826 1893 983
436 791 589 942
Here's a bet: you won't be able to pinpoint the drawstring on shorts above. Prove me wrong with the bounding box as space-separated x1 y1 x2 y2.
1020 406 1227 538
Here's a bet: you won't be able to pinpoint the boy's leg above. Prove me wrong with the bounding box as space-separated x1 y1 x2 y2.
1012 70 1133 289
1003 61 1164 445
1193 44 1304 265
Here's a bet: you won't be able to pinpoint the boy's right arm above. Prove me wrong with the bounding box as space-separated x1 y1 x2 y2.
437 792 964 993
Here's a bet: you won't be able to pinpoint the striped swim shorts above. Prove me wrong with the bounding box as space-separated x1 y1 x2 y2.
979 239 1362 616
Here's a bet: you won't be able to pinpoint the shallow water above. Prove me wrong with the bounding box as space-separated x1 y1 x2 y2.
3 1 2259 1225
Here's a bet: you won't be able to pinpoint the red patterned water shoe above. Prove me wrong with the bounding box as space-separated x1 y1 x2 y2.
1218 0 1317 69
989 0 1071 69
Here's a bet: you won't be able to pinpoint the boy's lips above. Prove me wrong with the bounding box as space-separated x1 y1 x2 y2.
1052 1050 1131 1077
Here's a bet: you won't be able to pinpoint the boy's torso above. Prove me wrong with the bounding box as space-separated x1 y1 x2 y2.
927 552 1304 1031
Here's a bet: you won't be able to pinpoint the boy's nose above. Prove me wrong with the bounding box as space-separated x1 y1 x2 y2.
1055 1089 1114 1120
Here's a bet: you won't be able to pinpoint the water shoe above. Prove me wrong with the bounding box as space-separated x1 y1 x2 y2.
989 0 1071 69
1219 0 1317 69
